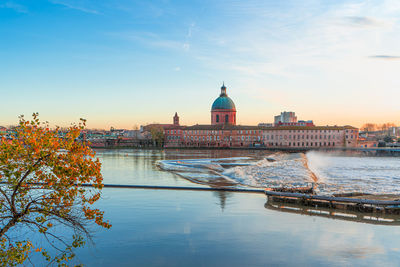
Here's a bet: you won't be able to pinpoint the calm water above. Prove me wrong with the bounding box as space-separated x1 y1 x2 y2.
68 149 400 266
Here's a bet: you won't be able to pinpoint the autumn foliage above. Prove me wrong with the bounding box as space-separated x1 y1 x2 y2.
0 113 111 265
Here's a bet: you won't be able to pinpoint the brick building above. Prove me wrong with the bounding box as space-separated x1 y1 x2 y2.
161 84 359 148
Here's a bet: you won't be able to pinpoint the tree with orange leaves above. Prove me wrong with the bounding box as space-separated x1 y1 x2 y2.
0 113 111 266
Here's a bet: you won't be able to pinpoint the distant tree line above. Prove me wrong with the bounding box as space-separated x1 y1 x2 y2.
361 123 397 132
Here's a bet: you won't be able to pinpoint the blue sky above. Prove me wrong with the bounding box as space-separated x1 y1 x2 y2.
1 0 399 129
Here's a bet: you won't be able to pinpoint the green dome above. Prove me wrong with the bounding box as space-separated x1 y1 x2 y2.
212 83 236 111
211 96 236 110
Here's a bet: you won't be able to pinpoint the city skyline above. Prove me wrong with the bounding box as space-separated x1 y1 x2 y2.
1 0 400 129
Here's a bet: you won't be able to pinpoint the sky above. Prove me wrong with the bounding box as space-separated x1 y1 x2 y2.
0 0 399 129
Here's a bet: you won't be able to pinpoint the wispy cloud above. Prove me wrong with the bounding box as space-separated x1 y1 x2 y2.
0 1 28 13
109 31 189 52
369 55 400 60
49 0 100 14
344 16 382 27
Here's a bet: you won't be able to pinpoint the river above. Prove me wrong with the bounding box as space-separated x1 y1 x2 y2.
70 149 400 266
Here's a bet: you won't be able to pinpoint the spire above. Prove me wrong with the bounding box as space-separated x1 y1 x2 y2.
173 112 179 126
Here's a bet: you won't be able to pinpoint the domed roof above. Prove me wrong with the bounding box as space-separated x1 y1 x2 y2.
212 96 236 110
211 83 236 111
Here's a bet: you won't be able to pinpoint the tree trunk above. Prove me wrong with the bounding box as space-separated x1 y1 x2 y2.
0 217 19 237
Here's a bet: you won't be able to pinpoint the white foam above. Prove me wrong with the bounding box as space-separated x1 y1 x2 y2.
158 153 400 195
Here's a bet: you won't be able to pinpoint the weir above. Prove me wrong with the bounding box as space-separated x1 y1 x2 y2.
2 181 400 215
91 184 266 193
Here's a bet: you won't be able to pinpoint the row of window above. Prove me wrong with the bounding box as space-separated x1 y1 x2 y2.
267 142 336 147
181 135 263 141
169 134 356 142
167 136 180 140
169 141 337 147
265 135 341 140
180 136 265 142
166 129 262 135
167 129 357 135
265 129 356 134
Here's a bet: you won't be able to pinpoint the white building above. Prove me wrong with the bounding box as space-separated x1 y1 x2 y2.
274 111 297 125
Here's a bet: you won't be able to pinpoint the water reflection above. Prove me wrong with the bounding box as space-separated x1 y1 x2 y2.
74 187 400 266
212 191 232 211
265 198 400 226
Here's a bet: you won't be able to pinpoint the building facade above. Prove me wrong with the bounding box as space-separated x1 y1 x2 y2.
164 124 358 148
262 126 358 148
161 84 359 148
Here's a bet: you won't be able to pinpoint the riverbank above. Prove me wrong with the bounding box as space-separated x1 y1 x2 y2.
92 146 400 157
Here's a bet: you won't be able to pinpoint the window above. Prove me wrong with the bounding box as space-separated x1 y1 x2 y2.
225 115 229 122
216 115 219 123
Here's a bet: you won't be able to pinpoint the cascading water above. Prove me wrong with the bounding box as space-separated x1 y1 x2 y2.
158 152 400 195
